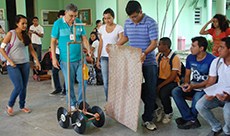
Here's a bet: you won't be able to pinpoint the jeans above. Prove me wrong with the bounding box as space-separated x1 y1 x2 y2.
60 60 87 106
172 86 205 121
157 79 178 114
52 54 65 91
32 44 42 61
7 62 30 109
196 96 230 135
100 57 109 101
141 65 157 122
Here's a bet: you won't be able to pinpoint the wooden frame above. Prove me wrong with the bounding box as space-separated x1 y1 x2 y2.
78 9 92 26
0 9 4 20
41 10 59 26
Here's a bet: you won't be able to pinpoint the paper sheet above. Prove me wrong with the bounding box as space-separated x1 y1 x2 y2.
204 84 230 96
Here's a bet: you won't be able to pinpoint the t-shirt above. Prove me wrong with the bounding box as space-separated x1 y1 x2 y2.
91 40 99 58
124 14 158 66
208 28 230 56
157 51 181 82
186 53 215 91
98 24 123 57
29 24 44 45
51 17 86 62
209 57 230 86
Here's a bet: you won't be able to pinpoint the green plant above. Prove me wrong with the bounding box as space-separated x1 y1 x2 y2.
207 40 213 53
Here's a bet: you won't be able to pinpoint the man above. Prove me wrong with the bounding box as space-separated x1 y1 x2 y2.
29 17 44 61
196 37 230 136
156 37 181 124
172 36 215 129
117 1 158 131
50 3 90 110
50 10 66 95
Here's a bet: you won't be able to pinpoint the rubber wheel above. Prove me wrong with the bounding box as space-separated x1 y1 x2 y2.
72 111 86 134
57 107 70 128
78 101 93 118
91 106 105 127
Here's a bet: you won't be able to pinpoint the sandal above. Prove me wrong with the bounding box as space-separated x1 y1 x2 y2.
6 106 14 116
21 107 31 113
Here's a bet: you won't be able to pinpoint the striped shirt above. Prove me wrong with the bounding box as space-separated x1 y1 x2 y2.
124 14 158 66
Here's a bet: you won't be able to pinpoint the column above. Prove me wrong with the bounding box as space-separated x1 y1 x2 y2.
172 0 178 50
216 0 226 15
207 0 212 20
16 0 26 15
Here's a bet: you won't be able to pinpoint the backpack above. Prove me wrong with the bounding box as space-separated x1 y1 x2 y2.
158 52 186 83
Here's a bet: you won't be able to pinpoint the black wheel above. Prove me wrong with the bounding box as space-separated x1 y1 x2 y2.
91 106 105 127
78 101 93 118
72 111 86 134
57 107 70 128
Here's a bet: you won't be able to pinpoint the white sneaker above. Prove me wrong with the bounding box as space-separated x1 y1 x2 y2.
162 113 173 124
71 106 76 111
142 121 157 131
154 107 163 122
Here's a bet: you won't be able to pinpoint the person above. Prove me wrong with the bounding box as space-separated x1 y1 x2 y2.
89 31 99 62
0 14 41 116
96 8 123 101
171 36 215 129
196 37 230 136
50 9 66 95
50 3 90 110
92 20 102 38
29 17 44 61
156 37 181 124
116 1 158 131
0 25 5 43
200 14 230 57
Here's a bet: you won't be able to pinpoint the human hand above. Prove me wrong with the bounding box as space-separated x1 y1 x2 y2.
96 60 101 69
52 58 60 69
205 94 215 101
106 44 112 54
140 53 146 63
35 61 41 71
182 83 191 92
216 92 230 102
9 60 16 67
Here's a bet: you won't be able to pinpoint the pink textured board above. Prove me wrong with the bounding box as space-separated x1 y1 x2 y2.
105 45 142 132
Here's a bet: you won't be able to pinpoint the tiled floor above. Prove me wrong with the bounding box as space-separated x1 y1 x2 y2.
0 72 225 136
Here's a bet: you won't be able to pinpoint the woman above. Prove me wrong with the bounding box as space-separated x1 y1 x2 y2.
0 15 41 116
200 14 230 56
96 8 123 101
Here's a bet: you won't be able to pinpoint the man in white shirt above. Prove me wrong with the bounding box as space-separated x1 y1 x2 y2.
29 17 44 61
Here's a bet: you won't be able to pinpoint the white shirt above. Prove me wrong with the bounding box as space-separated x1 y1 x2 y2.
98 24 123 57
209 57 230 86
92 40 99 58
29 24 44 44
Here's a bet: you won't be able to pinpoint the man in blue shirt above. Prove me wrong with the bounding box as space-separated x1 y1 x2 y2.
50 3 90 110
117 0 158 131
172 36 215 129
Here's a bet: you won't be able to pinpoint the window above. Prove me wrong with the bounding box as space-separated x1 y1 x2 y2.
194 7 201 24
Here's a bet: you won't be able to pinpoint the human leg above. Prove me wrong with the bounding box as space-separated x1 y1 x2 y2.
223 102 230 135
196 96 223 133
100 57 108 101
190 91 205 119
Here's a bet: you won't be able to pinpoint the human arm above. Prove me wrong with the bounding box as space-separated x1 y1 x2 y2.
0 32 16 67
96 34 103 69
116 35 128 46
50 38 59 69
199 19 213 35
157 70 178 91
82 35 90 55
216 92 230 101
141 39 158 63
28 43 41 70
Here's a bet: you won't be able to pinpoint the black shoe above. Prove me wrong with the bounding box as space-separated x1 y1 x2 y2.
61 90 66 95
50 90 61 95
175 117 187 125
207 129 223 136
177 119 201 129
220 133 230 136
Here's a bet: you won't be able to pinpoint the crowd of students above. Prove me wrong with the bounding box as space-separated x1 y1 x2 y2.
0 1 230 136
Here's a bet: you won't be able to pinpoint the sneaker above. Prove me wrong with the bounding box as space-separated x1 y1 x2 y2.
154 107 163 122
50 90 62 95
142 121 157 131
177 119 201 129
162 113 173 124
6 106 14 116
21 107 31 113
61 90 66 95
175 117 187 125
207 129 223 136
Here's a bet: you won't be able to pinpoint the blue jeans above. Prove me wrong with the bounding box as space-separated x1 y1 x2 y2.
60 60 87 106
7 62 30 109
141 65 157 122
100 57 108 101
52 54 65 91
172 86 205 121
32 44 42 61
196 96 230 135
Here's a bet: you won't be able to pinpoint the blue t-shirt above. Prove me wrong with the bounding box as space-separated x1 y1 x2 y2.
51 17 86 62
124 14 158 66
186 53 215 84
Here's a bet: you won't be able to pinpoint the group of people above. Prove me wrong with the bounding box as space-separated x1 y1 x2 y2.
0 1 229 136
